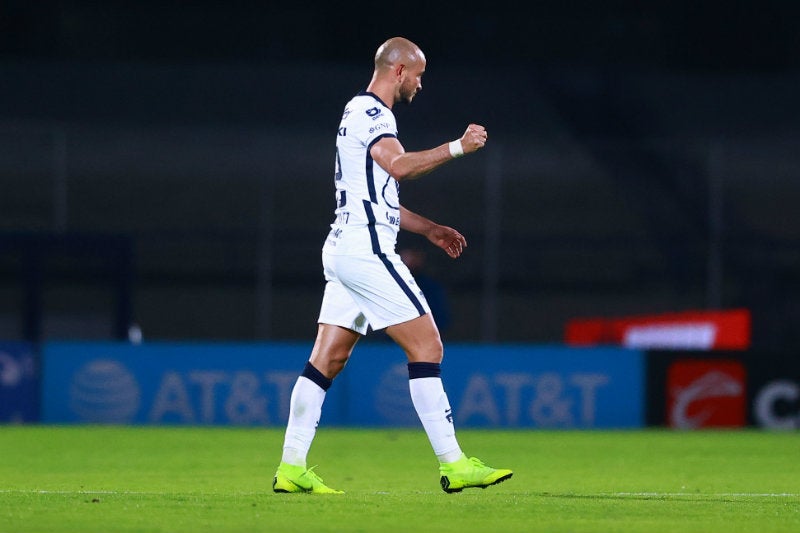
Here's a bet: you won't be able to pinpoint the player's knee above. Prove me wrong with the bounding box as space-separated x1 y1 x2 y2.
327 348 351 374
432 338 444 360
410 337 443 363
423 329 444 360
310 346 352 379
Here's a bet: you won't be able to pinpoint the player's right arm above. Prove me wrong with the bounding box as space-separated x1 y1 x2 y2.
399 205 466 259
370 124 488 181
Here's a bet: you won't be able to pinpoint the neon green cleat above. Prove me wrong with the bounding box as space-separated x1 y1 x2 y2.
272 463 344 494
439 455 513 493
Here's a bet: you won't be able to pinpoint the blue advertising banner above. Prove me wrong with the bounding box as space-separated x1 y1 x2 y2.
42 342 320 426
0 341 39 422
343 344 644 428
42 341 643 428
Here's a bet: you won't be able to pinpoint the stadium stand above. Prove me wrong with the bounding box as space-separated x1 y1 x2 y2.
1 62 798 349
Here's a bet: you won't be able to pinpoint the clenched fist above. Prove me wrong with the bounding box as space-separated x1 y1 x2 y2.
459 124 488 154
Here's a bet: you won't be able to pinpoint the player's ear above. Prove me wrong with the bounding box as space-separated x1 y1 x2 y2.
395 64 405 79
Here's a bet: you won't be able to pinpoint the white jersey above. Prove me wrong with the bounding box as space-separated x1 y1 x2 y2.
323 91 400 255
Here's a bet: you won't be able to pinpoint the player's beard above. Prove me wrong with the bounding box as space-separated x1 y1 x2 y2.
398 83 419 105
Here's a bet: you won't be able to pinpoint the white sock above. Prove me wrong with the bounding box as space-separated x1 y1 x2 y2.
409 377 463 463
280 376 326 467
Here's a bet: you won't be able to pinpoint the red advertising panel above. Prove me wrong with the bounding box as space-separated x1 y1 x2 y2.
666 359 746 428
565 308 750 350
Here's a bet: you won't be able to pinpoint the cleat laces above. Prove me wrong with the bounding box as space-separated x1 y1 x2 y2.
302 466 326 486
467 457 487 469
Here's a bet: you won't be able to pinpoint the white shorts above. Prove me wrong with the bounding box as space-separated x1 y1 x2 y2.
318 251 431 334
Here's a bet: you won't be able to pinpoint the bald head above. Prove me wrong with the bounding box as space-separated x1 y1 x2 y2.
367 37 427 107
374 37 425 71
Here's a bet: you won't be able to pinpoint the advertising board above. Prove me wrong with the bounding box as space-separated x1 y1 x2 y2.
42 342 644 428
0 341 38 422
647 350 799 428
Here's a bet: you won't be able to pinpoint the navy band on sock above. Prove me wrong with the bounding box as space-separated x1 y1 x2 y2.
301 362 333 391
407 362 441 379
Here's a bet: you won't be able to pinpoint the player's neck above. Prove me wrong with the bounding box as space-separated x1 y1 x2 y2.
365 79 395 109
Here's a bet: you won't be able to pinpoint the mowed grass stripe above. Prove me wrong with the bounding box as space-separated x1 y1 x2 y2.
1 426 799 533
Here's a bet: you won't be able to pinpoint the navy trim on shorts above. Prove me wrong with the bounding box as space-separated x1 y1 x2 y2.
362 200 426 317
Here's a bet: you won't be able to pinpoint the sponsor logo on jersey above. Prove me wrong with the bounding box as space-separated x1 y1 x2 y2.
369 122 391 134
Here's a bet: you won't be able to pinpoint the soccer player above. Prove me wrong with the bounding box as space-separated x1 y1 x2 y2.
273 37 513 494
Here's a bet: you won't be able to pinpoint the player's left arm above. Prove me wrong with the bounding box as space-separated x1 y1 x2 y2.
399 205 467 259
370 124 488 181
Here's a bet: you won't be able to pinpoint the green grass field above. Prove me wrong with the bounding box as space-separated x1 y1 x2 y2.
1 426 798 533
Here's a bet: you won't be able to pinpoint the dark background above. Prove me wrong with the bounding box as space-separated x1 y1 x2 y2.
1 1 799 348
2 1 799 71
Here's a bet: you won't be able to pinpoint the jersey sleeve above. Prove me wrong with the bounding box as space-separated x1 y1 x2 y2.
357 104 397 147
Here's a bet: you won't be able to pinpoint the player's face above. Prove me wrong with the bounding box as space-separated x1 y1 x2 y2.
398 60 425 105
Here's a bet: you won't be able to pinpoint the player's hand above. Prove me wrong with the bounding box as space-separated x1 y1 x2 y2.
427 224 467 259
459 124 488 154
